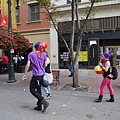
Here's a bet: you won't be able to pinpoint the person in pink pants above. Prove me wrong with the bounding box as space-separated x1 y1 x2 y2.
94 52 114 102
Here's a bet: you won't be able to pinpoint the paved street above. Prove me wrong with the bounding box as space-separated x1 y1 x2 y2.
0 69 120 120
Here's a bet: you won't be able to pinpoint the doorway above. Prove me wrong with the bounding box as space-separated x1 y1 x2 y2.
88 38 99 68
105 46 120 69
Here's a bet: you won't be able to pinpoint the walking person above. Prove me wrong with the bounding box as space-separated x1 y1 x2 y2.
68 53 73 77
34 42 52 99
94 52 115 102
42 51 53 100
22 42 49 113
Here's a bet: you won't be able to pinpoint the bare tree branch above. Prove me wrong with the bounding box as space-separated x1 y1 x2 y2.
42 1 70 52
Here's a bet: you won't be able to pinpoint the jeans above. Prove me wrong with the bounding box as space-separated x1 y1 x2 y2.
68 65 73 73
42 85 51 94
30 75 44 104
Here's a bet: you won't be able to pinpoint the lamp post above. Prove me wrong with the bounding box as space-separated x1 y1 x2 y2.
7 0 17 83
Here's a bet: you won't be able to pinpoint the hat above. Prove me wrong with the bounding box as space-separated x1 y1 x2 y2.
34 42 40 50
103 52 110 58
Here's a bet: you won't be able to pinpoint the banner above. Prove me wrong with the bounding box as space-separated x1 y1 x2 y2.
1 0 8 28
11 0 17 30
74 51 88 62
1 0 17 30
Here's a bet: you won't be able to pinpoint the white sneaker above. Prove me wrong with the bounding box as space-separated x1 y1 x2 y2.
44 93 52 100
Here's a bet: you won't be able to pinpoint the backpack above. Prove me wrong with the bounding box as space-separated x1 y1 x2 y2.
103 60 118 80
110 66 118 80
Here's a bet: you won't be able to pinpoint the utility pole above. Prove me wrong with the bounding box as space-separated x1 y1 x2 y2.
7 0 17 83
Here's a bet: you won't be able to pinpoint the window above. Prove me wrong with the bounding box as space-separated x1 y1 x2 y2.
87 19 100 30
67 0 81 3
16 7 20 23
28 3 40 22
67 0 71 4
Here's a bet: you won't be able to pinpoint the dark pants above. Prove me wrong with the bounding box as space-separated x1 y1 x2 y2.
0 62 7 69
0 62 8 73
30 75 44 105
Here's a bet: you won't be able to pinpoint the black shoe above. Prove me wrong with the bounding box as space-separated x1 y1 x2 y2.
68 73 73 77
94 98 102 102
45 93 52 100
106 99 114 102
41 99 49 113
34 106 42 111
106 95 114 102
94 95 103 102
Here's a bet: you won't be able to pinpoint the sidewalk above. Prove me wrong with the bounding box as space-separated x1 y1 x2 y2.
0 69 120 93
0 69 120 120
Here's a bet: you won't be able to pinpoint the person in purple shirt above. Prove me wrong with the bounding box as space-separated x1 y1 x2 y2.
22 42 49 113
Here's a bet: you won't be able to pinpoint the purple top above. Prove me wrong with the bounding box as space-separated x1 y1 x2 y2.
28 51 47 76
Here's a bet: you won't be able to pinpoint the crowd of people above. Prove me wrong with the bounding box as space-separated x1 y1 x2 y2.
0 51 27 74
0 42 116 113
0 42 52 112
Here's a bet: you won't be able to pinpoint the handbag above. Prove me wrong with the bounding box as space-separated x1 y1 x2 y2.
43 72 53 84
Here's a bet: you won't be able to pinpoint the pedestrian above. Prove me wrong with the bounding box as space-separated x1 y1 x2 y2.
94 52 115 102
68 53 73 77
13 54 21 67
0 53 9 73
34 43 52 100
42 51 53 100
22 42 49 113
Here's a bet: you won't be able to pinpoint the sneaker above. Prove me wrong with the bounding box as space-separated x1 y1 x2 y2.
45 93 52 100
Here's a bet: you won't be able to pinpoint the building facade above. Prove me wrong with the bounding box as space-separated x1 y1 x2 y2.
51 0 120 69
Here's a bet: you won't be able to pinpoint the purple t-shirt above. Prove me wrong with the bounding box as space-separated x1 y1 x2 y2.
28 51 47 76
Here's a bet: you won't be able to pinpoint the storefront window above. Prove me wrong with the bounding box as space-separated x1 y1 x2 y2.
116 48 120 66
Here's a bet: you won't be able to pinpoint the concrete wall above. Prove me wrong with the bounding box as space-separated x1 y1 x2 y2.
18 28 50 56
52 1 120 21
51 0 66 6
81 0 89 2
50 27 59 69
51 0 90 6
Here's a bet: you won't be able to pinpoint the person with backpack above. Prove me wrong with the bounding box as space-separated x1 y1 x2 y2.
94 52 115 102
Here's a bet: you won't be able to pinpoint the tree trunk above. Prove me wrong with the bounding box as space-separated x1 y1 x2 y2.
71 0 77 87
73 60 79 87
70 0 75 63
72 0 96 87
72 0 81 87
